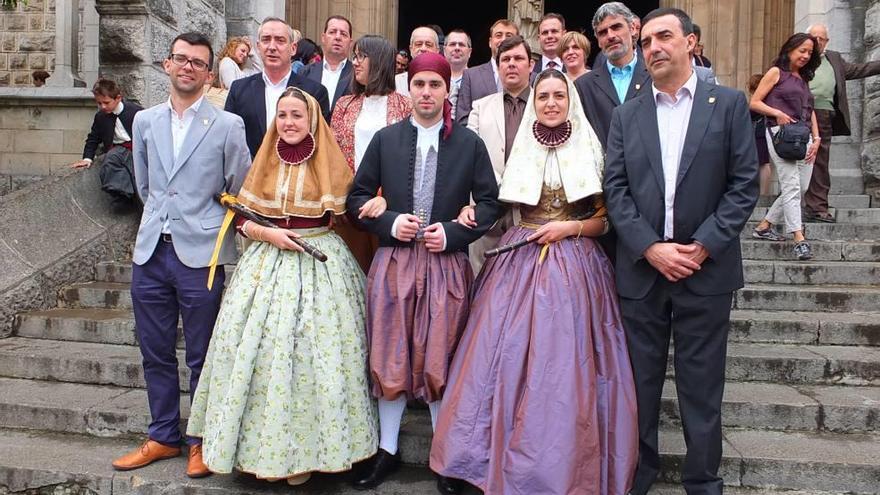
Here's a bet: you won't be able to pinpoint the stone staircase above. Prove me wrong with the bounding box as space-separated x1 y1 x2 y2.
1 191 879 494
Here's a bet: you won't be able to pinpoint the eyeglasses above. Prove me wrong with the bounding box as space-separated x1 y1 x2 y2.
169 54 210 72
353 52 368 63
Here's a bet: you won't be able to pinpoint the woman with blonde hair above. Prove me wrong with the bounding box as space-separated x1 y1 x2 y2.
217 36 253 89
557 31 591 80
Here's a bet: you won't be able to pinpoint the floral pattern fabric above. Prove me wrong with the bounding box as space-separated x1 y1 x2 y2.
187 230 378 478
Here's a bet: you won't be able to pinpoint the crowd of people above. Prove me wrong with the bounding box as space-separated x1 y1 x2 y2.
66 2 880 494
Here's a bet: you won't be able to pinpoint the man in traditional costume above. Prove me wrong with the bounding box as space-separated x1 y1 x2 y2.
346 52 502 493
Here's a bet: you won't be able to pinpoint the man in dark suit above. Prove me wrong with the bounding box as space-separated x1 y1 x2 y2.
454 18 518 124
575 1 650 148
603 8 758 495
530 12 566 76
299 15 353 114
225 17 329 158
803 23 880 222
71 78 142 169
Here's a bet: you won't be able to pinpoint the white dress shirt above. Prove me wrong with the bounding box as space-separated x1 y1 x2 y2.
165 95 205 233
391 117 445 249
263 70 291 130
321 58 347 103
354 95 388 171
652 70 697 240
112 101 131 144
394 72 410 97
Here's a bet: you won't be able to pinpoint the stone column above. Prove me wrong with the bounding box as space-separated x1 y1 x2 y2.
508 0 543 54
228 0 285 38
861 0 880 201
47 0 85 87
287 0 397 43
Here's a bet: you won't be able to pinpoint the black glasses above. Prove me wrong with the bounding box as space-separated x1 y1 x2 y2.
169 54 210 72
353 52 368 63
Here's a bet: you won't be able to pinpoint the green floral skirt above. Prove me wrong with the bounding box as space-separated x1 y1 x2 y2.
187 228 378 478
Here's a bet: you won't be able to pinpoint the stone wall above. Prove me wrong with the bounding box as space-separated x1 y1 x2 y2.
0 87 95 181
94 0 228 107
0 164 138 337
0 0 97 88
864 0 880 201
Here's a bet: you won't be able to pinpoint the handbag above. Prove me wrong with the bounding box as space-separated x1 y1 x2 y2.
770 120 810 160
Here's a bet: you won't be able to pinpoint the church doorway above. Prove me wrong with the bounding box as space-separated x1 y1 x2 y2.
544 0 659 65
397 0 508 65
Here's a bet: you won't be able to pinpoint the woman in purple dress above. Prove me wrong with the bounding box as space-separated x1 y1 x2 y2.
430 69 638 494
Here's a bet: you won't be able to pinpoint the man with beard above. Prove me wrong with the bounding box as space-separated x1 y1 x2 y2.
347 52 502 493
575 1 650 148
444 29 472 119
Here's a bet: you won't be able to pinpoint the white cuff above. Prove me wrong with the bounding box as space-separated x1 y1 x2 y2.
83 157 93 163
391 214 404 240
438 223 447 251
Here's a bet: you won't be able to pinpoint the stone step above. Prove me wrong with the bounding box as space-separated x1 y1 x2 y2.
750 207 880 224
743 221 880 241
95 261 236 285
14 308 183 348
736 284 880 313
828 168 865 194
740 239 880 262
719 342 880 386
14 308 880 350
729 310 880 346
1 376 875 440
2 336 878 393
59 281 132 310
0 428 438 495
743 259 880 285
828 194 872 209
0 337 190 391
0 426 875 494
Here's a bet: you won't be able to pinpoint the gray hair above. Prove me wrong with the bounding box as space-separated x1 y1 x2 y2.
259 17 296 43
410 26 440 46
592 2 636 33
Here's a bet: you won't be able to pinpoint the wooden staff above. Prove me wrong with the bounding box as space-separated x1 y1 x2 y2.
216 194 328 262
484 205 606 259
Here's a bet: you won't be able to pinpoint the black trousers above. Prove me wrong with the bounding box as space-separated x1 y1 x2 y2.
620 279 732 495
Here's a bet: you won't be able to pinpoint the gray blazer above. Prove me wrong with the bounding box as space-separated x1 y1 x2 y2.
695 65 717 85
132 101 251 268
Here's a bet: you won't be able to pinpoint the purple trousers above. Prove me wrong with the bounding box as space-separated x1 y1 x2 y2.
131 238 225 446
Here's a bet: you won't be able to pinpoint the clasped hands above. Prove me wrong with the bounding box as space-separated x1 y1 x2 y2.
644 242 708 282
355 196 445 252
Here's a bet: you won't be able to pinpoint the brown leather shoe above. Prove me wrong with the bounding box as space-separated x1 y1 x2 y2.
186 444 212 478
112 439 180 471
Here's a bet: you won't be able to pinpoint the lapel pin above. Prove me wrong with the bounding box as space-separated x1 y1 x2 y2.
202 118 210 126
635 83 641 90
708 96 716 104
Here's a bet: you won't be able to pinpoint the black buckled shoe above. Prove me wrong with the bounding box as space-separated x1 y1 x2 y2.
351 448 400 490
436 475 465 494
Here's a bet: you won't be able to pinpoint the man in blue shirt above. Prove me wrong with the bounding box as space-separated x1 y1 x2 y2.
574 1 651 148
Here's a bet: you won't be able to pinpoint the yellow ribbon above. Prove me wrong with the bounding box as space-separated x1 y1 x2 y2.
206 208 236 290
538 242 552 265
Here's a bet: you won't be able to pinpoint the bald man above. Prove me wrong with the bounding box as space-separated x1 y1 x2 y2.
395 26 441 96
803 24 880 222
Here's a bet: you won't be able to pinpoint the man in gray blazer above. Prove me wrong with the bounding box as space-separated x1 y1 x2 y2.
454 18 518 124
111 32 251 478
604 9 758 494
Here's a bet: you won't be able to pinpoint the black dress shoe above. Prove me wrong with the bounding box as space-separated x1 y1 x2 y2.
436 475 465 494
351 448 400 490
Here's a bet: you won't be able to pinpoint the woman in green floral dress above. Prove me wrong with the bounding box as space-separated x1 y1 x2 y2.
187 87 378 485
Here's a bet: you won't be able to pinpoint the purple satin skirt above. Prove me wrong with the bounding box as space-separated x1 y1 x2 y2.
430 227 638 494
366 243 473 403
